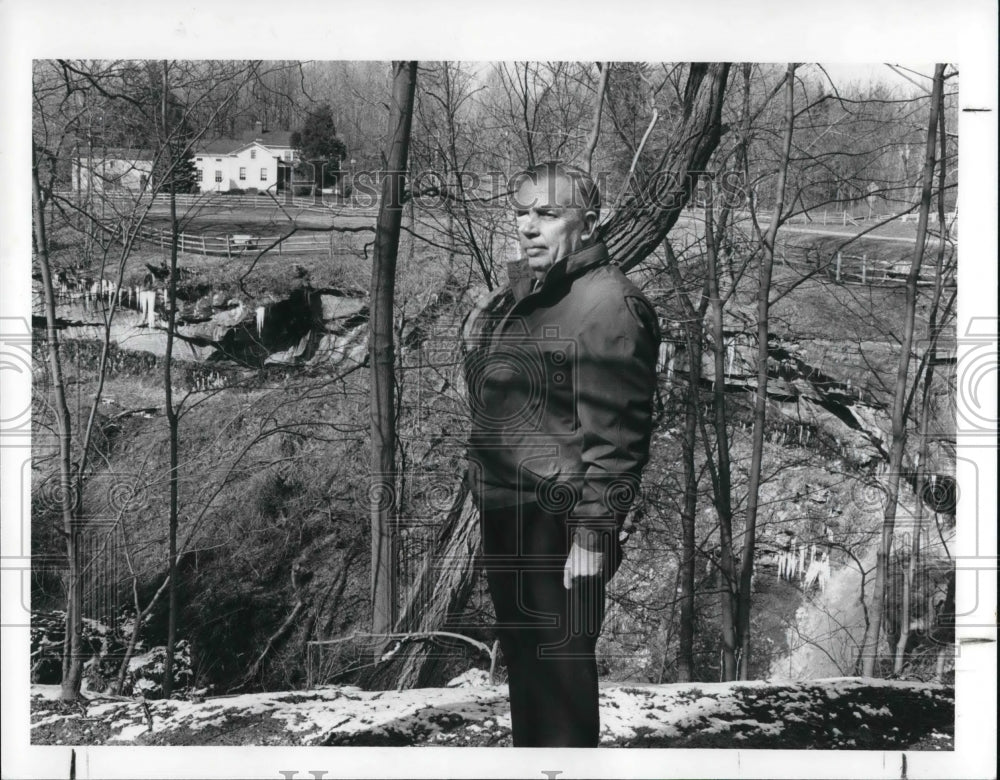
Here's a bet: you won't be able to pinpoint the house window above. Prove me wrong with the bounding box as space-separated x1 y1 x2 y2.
215 158 222 162
215 170 223 183
250 149 257 160
239 167 247 181
260 168 268 182
196 157 203 162
201 169 207 181
283 151 292 161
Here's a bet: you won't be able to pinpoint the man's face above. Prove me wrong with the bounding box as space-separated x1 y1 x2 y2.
513 173 597 279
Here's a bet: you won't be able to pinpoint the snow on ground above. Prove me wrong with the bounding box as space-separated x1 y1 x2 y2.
30 677 953 749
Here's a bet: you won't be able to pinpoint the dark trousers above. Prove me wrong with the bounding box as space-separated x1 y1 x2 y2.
481 503 621 747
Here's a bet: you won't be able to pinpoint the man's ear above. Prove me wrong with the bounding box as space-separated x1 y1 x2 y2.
580 209 599 242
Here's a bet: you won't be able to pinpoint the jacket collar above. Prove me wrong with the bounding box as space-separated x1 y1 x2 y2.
536 241 610 291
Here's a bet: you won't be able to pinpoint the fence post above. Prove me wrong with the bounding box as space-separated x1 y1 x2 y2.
835 251 841 282
201 236 207 255
226 235 232 261
842 211 846 226
861 253 866 284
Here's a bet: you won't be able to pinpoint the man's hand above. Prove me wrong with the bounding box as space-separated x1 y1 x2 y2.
563 541 603 589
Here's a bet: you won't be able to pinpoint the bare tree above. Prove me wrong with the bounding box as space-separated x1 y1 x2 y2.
893 69 954 675
662 239 710 681
859 64 946 677
370 61 418 642
32 147 85 700
735 63 797 679
160 59 182 698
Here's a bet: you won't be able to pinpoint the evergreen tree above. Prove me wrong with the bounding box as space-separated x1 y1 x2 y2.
292 103 347 190
154 137 199 194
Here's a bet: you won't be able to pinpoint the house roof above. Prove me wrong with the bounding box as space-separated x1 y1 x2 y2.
242 128 294 148
79 147 156 162
194 133 296 157
195 138 247 155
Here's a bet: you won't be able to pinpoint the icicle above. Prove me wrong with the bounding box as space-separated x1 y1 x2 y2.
256 306 266 334
139 290 157 328
804 557 822 589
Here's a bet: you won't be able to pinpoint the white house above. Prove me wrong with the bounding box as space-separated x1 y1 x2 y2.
192 122 299 194
70 123 301 196
72 148 154 194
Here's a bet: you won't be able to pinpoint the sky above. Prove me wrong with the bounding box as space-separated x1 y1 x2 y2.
813 63 938 93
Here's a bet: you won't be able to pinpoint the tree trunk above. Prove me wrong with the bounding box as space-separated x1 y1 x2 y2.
663 239 709 684
736 63 796 680
162 60 182 698
370 61 417 646
895 87 951 675
677 316 702 683
600 63 730 271
860 64 945 677
366 483 480 689
582 63 610 175
704 201 738 681
33 145 84 701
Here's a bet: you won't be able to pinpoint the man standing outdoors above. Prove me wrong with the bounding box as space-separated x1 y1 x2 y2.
464 162 660 747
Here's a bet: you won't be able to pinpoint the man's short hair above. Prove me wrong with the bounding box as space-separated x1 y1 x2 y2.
510 161 601 220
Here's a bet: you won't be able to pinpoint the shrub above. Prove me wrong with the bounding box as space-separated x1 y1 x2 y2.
30 610 195 698
32 610 143 692
120 640 195 698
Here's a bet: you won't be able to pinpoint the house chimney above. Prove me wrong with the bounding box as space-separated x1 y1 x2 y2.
253 120 264 139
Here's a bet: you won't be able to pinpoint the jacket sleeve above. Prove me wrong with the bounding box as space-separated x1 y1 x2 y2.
570 290 660 551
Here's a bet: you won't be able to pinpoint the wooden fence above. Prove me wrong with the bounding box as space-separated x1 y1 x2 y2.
137 226 343 256
780 248 955 288
707 207 957 231
57 190 379 218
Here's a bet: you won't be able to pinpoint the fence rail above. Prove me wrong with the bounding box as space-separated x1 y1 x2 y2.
724 207 958 229
54 190 380 218
135 226 340 256
781 248 955 288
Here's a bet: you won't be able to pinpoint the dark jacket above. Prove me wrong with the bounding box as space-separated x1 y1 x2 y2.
464 242 660 550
